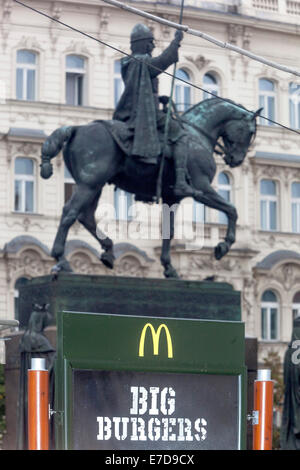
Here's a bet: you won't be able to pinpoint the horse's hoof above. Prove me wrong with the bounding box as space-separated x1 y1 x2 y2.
164 265 180 279
51 259 73 274
214 241 229 260
101 251 115 269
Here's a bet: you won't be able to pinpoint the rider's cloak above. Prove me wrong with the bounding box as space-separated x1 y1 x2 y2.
113 40 180 164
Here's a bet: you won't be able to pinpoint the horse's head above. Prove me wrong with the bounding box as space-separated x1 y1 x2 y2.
221 107 262 168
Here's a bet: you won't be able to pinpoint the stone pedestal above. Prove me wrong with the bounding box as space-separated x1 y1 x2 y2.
4 274 256 449
17 273 241 328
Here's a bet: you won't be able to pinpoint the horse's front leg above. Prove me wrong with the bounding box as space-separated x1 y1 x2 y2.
194 186 238 260
160 201 180 279
51 185 98 272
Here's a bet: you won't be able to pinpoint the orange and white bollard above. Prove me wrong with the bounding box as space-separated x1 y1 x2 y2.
252 369 274 450
28 358 49 450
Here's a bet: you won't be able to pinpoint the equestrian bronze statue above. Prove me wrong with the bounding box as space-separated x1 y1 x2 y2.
40 24 262 278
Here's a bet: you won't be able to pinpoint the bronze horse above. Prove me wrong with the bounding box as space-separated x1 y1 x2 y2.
40 98 261 278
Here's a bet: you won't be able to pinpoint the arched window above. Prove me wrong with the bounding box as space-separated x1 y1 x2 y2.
260 179 278 231
292 292 300 319
16 50 37 101
291 182 300 233
261 290 279 340
14 157 35 213
114 59 124 106
66 54 86 106
14 277 29 321
217 172 231 224
289 83 300 129
114 188 134 221
175 69 191 112
64 165 75 203
258 78 276 125
203 72 219 100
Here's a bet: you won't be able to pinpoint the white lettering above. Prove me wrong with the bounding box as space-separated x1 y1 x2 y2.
97 417 111 440
161 387 175 415
148 417 161 441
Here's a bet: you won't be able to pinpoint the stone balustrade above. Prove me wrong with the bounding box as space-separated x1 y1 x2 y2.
135 0 300 23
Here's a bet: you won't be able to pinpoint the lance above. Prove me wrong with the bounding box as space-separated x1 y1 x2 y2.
155 0 185 203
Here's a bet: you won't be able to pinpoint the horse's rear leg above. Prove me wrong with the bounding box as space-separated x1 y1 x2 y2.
77 190 115 269
51 185 99 272
160 200 179 279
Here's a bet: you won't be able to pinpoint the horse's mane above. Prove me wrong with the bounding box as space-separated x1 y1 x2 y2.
182 97 250 121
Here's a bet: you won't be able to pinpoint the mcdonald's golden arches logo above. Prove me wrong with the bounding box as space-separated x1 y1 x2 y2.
138 323 173 359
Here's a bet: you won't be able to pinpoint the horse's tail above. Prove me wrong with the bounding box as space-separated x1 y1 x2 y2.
40 126 74 179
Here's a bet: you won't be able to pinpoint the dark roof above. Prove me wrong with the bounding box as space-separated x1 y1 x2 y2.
256 250 300 270
3 235 50 255
7 127 47 139
255 151 300 163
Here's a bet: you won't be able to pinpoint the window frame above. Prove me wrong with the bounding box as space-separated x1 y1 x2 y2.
260 179 278 231
289 82 300 129
65 54 87 106
217 172 232 224
291 182 300 233
114 188 134 221
16 49 38 101
203 72 219 100
258 78 276 126
261 290 279 341
174 68 192 113
64 165 75 204
114 59 124 107
14 157 36 214
193 200 206 224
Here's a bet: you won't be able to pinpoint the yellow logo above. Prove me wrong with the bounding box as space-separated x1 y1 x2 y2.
138 323 173 358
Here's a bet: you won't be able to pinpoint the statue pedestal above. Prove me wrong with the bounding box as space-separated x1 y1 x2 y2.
17 273 241 328
5 274 256 450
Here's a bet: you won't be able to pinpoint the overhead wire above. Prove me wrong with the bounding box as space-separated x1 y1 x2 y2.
100 0 300 79
12 0 300 136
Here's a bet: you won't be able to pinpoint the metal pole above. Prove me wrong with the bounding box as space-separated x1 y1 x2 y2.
156 0 185 203
252 369 274 450
28 358 49 450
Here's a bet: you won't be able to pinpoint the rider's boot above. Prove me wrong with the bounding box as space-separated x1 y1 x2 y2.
173 144 200 198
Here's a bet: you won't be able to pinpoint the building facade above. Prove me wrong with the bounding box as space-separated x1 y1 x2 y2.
1 0 300 366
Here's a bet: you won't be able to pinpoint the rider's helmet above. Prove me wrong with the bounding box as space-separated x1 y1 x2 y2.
130 24 154 43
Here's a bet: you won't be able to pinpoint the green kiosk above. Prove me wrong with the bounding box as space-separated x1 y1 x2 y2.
20 274 247 450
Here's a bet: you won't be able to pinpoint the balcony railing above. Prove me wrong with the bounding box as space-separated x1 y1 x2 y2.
135 0 300 23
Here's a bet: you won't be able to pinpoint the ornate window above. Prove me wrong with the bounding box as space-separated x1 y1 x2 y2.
292 292 300 319
114 59 124 106
291 182 300 233
260 179 278 231
289 83 300 129
175 69 191 112
114 188 134 221
16 50 37 101
14 157 35 213
258 78 276 125
203 72 219 100
217 172 231 224
66 54 86 106
261 290 279 340
64 165 75 203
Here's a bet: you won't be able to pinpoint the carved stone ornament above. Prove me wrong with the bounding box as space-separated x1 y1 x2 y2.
6 249 48 282
16 36 44 52
115 255 146 277
69 252 95 275
64 40 90 57
185 55 211 71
